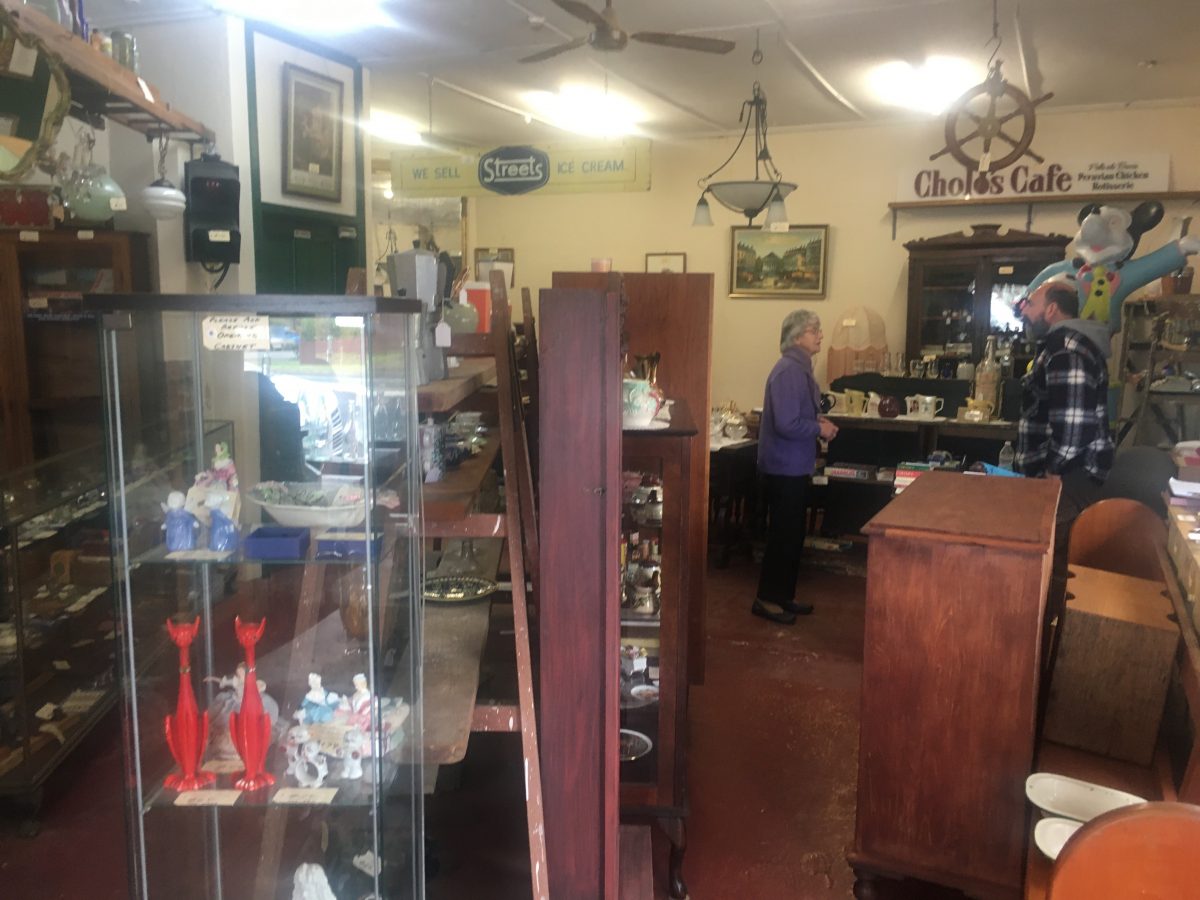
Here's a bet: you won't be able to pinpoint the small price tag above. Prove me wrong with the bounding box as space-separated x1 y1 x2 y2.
77 230 95 241
208 229 231 243
136 76 155 103
35 703 58 721
110 196 127 212
293 229 311 240
19 230 39 242
998 265 1015 275
434 321 452 347
52 659 71 671
28 296 48 309
174 790 242 807
272 787 337 805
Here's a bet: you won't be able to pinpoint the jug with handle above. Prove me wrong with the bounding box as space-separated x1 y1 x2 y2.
916 395 945 419
843 389 867 416
622 378 664 428
866 391 882 417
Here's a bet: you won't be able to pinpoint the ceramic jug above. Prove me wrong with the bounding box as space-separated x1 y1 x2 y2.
822 392 845 414
843 389 867 416
866 391 882 417
916 395 944 419
877 395 902 419
904 395 921 416
623 378 663 428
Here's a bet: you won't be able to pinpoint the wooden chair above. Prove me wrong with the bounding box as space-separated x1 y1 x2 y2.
1067 498 1166 582
1049 802 1200 898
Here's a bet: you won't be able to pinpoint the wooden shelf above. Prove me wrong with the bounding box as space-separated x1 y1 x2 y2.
1 0 214 143
421 438 500 523
416 357 496 414
890 190 1200 212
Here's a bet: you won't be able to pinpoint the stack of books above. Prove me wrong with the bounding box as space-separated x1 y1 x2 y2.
823 462 878 481
893 460 958 494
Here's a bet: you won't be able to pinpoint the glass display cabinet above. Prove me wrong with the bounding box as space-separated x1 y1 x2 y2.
621 404 697 900
0 444 114 829
89 294 424 900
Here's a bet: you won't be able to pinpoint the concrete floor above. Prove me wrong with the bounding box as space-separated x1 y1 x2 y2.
0 554 874 899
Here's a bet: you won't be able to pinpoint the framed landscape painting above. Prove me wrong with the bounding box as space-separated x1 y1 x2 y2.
282 63 343 202
730 225 828 298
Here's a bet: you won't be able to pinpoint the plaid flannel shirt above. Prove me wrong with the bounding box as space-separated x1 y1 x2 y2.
1015 326 1114 479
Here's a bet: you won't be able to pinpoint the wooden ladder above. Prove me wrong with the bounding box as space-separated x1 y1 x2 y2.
424 271 548 899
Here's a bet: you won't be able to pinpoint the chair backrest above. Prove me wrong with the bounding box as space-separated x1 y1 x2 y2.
1068 498 1166 582
1049 802 1200 899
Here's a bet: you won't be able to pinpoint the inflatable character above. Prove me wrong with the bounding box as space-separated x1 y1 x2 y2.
1028 201 1200 330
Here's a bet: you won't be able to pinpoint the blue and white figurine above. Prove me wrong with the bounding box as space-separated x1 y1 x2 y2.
206 487 240 553
296 672 338 725
161 490 199 552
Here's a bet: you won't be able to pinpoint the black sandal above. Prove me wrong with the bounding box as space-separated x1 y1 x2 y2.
751 599 796 625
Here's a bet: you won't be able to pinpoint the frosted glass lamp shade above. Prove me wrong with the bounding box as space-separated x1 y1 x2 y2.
691 194 713 227
708 180 795 219
764 194 789 227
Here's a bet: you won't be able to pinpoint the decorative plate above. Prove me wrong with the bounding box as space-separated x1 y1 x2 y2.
423 575 497 606
1025 773 1145 823
619 728 653 762
1034 816 1083 860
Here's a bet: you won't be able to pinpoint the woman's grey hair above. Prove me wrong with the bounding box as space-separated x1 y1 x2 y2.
779 309 820 353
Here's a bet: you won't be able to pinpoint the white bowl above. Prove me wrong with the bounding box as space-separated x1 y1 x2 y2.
1025 773 1145 822
246 483 366 529
1034 816 1083 860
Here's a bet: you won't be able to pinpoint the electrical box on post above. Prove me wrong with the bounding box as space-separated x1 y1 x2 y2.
184 154 241 264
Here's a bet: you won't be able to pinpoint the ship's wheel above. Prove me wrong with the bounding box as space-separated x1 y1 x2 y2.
930 62 1053 174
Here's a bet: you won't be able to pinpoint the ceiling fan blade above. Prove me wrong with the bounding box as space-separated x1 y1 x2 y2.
519 35 588 63
548 0 609 30
630 32 735 54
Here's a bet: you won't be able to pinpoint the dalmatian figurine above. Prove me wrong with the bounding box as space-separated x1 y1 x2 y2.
294 739 329 788
284 724 310 778
341 728 366 780
1028 201 1200 329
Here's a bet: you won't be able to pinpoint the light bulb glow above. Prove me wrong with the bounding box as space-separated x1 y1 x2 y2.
867 56 983 115
521 83 644 137
363 110 425 146
213 0 394 35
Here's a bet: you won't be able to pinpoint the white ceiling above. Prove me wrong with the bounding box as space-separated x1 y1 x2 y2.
88 0 1200 152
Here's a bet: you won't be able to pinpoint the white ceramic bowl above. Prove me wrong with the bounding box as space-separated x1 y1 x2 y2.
1025 773 1145 823
246 483 366 529
1034 816 1083 860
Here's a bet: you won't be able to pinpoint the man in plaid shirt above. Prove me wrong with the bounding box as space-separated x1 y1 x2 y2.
1016 278 1114 635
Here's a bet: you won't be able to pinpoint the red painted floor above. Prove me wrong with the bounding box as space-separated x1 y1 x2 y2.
0 553 873 899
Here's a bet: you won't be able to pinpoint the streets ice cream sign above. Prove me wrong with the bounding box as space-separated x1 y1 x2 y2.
393 139 650 198
898 154 1169 202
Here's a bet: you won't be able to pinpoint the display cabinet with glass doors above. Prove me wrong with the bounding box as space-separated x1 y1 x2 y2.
620 405 697 900
88 294 424 900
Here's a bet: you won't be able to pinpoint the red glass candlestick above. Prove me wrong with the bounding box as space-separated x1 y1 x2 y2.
163 617 215 791
229 617 274 791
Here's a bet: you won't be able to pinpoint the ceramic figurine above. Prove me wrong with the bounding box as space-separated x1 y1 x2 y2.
297 673 339 725
163 617 215 791
205 663 281 760
284 724 310 777
229 617 274 791
292 864 337 900
294 739 329 788
209 442 239 492
341 728 366 780
184 443 242 531
344 673 373 733
161 491 199 552
206 487 239 553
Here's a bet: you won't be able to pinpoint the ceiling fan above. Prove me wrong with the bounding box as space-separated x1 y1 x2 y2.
520 0 735 63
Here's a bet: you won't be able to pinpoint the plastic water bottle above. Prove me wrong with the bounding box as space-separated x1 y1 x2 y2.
998 440 1015 471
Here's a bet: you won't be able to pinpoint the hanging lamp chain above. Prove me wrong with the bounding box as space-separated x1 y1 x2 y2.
986 0 1002 70
157 135 170 181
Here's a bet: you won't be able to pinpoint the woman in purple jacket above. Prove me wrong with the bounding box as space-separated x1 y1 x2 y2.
753 310 838 625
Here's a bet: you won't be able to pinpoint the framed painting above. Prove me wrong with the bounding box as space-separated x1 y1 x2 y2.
645 252 687 274
282 63 343 202
474 247 515 287
730 225 829 298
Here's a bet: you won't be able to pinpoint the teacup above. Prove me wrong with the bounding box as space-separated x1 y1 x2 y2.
623 378 663 428
866 391 882 417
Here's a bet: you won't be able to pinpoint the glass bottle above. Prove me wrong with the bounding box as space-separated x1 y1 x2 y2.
975 335 1001 415
998 441 1015 471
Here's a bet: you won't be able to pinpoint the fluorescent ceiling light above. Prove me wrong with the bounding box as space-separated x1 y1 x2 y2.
521 84 644 138
212 0 394 35
363 110 425 147
867 56 983 115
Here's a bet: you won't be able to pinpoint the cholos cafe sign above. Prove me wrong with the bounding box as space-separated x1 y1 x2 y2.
898 153 1169 202
393 139 650 198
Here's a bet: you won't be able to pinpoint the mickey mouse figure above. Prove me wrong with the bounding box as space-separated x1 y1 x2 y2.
1028 201 1200 329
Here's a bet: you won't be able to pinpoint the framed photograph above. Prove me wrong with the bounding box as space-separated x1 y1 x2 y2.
282 63 343 202
645 252 687 274
730 225 829 298
474 247 515 287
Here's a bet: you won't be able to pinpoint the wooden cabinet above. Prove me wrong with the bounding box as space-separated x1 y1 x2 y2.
848 471 1060 899
0 230 149 469
905 225 1069 361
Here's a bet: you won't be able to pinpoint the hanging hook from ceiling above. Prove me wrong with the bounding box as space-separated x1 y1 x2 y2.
752 28 763 66
986 0 1003 69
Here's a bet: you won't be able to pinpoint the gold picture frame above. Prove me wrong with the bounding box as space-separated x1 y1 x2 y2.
730 225 829 299
645 252 687 274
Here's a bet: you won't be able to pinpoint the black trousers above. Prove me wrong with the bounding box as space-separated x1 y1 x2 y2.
756 474 812 605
